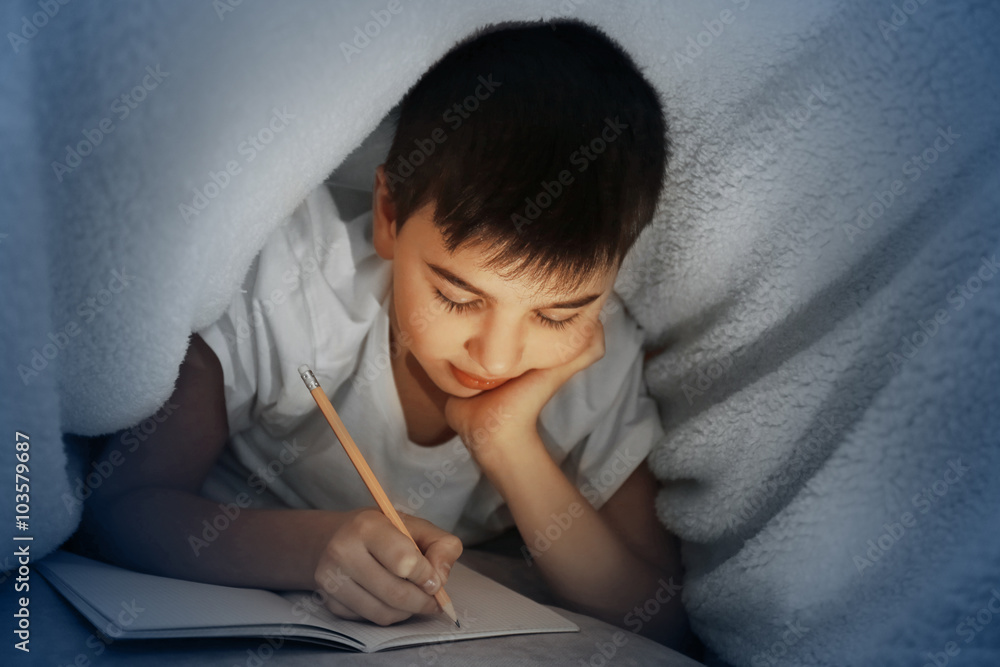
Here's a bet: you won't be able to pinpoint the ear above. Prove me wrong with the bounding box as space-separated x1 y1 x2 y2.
372 164 398 261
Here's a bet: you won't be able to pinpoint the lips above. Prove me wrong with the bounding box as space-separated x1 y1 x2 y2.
450 364 511 390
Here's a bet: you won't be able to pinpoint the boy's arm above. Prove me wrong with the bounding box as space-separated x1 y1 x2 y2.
77 333 344 590
80 333 461 625
483 437 689 648
597 460 690 639
444 321 688 647
597 459 682 574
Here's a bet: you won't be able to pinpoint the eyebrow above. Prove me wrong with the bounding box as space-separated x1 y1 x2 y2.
427 262 601 309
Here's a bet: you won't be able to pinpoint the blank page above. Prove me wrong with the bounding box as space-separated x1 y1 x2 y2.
37 552 342 635
281 560 579 651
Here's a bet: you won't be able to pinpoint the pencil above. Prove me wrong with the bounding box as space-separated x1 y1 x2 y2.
297 364 460 628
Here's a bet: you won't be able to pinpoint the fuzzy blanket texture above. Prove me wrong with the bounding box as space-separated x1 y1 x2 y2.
1 0 998 665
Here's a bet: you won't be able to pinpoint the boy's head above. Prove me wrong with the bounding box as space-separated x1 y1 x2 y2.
372 19 668 396
379 19 667 289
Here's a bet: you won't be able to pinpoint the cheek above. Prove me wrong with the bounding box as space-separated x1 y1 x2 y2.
393 276 429 335
529 321 596 368
398 292 461 359
412 319 460 361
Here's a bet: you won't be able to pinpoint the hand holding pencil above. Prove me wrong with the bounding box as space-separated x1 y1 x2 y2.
298 365 462 627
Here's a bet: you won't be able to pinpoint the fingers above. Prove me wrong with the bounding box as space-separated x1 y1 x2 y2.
576 318 606 367
365 531 442 602
320 571 432 626
316 510 453 626
344 547 439 619
403 513 463 585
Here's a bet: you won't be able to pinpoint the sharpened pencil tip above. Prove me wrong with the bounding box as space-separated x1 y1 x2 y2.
440 599 459 628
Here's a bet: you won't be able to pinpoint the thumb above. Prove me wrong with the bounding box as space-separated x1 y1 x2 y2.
404 515 463 584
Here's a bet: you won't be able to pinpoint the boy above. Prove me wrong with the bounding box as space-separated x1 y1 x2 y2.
78 19 687 648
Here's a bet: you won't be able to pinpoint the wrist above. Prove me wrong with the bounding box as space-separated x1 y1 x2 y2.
303 509 357 586
477 432 558 494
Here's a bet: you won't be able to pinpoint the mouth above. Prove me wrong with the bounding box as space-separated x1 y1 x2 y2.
450 364 512 391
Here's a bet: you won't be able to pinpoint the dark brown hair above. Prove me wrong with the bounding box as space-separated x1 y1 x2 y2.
384 19 669 292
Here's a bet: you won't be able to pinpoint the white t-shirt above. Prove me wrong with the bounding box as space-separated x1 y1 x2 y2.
197 184 665 545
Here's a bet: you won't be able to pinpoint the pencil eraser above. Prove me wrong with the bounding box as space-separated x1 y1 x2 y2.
298 364 311 376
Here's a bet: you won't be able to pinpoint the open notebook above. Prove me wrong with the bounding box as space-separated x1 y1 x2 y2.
37 551 578 653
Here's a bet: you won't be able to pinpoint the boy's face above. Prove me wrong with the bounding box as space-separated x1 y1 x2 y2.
372 166 617 398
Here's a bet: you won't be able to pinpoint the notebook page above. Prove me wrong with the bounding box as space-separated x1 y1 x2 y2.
280 561 579 652
36 551 351 639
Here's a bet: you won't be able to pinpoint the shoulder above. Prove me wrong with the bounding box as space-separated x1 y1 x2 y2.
197 183 391 434
260 184 373 288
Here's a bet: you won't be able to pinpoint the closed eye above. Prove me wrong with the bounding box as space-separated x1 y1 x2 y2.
433 290 578 331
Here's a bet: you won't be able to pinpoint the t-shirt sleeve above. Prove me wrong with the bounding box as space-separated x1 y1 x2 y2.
538 295 666 511
195 184 390 439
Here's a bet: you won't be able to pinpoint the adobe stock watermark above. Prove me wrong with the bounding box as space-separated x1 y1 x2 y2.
842 126 959 243
577 629 633 667
339 0 403 63
520 502 585 566
456 405 515 458
7 0 72 54
853 458 968 573
389 406 510 515
383 73 503 189
877 0 932 41
511 117 629 234
886 255 997 374
17 268 133 385
246 438 310 495
178 107 296 222
398 448 464 514
289 568 477 640
51 64 170 182
52 599 145 665
577 577 682 666
759 84 832 136
679 348 743 405
212 0 243 21
724 415 839 532
553 313 607 363
672 0 751 72
750 616 811 667
624 576 683 634
228 622 300 667
540 0 586 22
61 401 180 514
350 325 414 393
920 587 1000 667
215 237 346 350
579 446 641 508
401 608 479 667
739 80 834 176
188 437 308 555
520 445 642 566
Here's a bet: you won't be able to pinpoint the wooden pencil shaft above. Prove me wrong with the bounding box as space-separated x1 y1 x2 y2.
309 387 412 540
305 383 457 619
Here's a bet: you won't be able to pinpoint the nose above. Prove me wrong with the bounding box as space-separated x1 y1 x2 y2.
466 313 523 378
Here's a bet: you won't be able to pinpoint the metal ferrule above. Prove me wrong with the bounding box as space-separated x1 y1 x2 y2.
298 365 320 391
